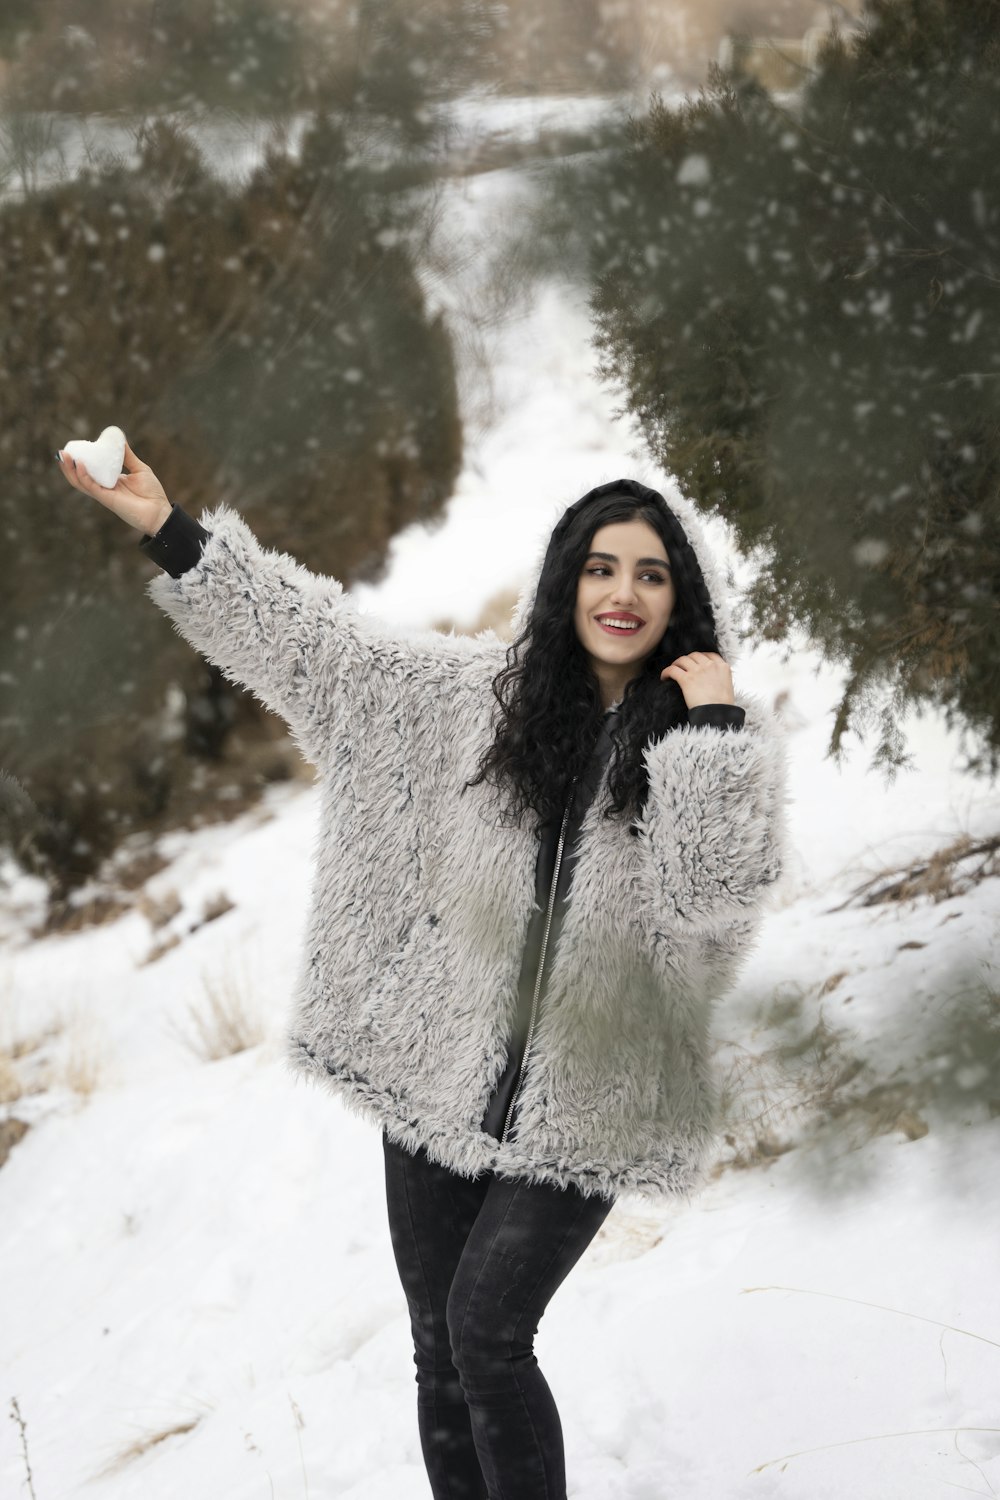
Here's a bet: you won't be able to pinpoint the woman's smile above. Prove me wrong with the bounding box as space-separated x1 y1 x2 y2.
574 518 676 707
595 613 645 635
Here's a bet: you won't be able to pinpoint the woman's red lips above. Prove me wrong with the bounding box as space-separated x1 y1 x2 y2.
596 614 645 634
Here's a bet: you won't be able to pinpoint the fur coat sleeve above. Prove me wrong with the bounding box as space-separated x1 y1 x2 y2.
636 697 790 935
142 501 452 766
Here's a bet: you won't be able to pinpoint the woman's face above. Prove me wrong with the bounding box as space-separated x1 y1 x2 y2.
573 518 676 687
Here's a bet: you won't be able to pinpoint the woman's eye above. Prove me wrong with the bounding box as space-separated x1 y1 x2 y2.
586 567 667 584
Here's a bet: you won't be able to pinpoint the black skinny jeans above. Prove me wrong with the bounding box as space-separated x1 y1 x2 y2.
382 1129 615 1500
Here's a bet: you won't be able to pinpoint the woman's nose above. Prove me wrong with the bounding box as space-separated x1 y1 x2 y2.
610 584 638 605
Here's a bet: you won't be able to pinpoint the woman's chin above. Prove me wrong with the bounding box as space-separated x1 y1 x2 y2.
589 639 645 667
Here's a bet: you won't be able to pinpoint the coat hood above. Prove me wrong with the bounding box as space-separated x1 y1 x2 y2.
509 477 740 668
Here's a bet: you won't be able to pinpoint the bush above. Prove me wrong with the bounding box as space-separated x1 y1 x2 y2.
0 112 462 899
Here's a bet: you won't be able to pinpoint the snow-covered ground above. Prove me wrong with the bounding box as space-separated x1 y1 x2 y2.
2 107 1000 1500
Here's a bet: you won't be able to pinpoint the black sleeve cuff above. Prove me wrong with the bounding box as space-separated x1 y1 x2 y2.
137 502 212 578
687 703 746 731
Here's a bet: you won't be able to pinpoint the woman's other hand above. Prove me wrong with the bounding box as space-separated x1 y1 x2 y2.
660 652 735 710
56 437 173 536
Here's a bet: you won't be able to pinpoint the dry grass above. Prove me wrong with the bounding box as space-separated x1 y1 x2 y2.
589 1202 670 1263
0 970 37 1107
829 831 1000 912
36 890 135 938
0 1118 31 1170
141 931 182 966
0 1024 62 1105
170 956 265 1062
0 1050 23 1105
91 1415 203 1479
199 891 236 927
712 967 1000 1183
7 1397 37 1500
139 888 237 967
711 979 936 1179
1 958 108 1104
59 1010 106 1098
135 886 182 930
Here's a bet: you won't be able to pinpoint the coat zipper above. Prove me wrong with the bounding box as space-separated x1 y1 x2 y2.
500 775 578 1147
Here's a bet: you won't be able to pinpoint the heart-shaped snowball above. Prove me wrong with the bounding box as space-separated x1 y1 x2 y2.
61 426 126 490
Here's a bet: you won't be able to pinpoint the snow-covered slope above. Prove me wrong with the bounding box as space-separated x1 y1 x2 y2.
2 109 999 1500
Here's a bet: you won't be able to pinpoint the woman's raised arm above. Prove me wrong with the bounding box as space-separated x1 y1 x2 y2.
56 438 404 766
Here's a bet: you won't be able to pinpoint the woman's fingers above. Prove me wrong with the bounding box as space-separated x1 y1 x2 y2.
57 451 85 493
666 652 723 670
122 437 146 473
661 653 727 680
80 458 125 502
64 455 119 507
70 457 100 494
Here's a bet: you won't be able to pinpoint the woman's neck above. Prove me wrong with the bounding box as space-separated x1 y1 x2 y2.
591 661 638 713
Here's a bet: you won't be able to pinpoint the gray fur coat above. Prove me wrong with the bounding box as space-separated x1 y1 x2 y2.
145 496 791 1206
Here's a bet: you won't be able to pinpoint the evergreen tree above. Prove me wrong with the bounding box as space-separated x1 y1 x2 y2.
553 0 1000 775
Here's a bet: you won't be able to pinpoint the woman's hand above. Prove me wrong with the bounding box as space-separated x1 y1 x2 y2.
660 651 736 710
56 437 172 537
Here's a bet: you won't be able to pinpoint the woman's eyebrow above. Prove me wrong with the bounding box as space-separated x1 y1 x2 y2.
586 550 671 569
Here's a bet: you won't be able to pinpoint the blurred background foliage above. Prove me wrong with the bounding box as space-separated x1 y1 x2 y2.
533 0 1000 778
0 0 493 117
0 2 483 904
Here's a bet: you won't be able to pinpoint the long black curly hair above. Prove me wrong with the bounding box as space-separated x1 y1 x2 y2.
462 480 726 835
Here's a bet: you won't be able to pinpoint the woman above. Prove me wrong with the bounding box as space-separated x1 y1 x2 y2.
56 442 789 1500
